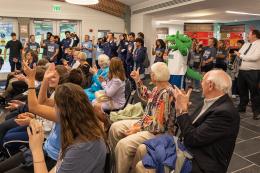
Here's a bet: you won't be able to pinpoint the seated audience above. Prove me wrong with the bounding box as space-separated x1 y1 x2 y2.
71 50 80 69
84 54 110 102
0 65 68 157
93 58 126 118
78 52 92 88
135 70 240 173
0 63 68 172
108 62 174 173
28 83 106 173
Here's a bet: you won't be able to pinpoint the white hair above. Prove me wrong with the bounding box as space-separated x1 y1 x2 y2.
98 54 110 67
78 52 87 60
151 62 170 82
206 70 232 94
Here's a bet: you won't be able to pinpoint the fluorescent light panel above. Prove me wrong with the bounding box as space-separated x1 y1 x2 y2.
226 10 260 16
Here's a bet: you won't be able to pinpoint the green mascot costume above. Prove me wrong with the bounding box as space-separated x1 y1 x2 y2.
166 31 202 89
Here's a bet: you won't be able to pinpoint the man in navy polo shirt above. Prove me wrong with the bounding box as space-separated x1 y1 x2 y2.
61 31 72 58
103 32 117 59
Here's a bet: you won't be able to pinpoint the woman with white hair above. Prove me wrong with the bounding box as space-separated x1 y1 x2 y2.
84 54 110 101
108 62 175 173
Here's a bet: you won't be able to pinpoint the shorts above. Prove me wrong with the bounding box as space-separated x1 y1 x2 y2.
169 75 185 89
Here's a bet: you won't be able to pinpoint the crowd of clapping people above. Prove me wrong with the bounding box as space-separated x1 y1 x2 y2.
0 28 259 173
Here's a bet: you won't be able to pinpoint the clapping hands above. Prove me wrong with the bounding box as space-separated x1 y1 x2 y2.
173 85 192 116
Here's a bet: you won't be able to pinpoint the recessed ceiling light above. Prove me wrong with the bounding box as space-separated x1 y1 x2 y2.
226 10 260 16
65 0 99 5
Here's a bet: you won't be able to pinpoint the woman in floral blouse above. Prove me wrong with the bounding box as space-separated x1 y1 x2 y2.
108 62 175 173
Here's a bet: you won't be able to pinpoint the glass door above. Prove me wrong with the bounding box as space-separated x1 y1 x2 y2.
31 20 80 58
0 18 19 72
58 22 79 40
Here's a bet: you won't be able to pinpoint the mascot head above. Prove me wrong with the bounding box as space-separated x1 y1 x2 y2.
166 31 192 56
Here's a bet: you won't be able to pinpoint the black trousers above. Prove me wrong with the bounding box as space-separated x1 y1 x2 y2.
9 59 21 72
0 151 56 173
238 70 260 114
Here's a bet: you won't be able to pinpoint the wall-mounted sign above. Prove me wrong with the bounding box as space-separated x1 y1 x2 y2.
184 23 214 32
53 5 61 12
220 25 245 32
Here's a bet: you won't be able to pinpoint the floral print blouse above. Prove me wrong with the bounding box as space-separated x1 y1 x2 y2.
136 81 175 134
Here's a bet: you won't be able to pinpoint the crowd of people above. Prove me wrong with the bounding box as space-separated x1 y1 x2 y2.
0 28 258 173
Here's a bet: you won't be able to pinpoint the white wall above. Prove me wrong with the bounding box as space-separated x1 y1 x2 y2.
0 0 125 36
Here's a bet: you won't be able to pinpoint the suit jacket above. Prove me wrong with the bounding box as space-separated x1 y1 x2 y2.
133 46 146 74
177 94 240 173
103 41 118 59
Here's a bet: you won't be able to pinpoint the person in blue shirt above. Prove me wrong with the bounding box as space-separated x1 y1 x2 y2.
103 32 118 59
133 38 147 79
84 54 110 102
215 40 229 71
80 35 93 66
201 37 218 73
152 39 166 63
61 31 72 59
126 32 135 78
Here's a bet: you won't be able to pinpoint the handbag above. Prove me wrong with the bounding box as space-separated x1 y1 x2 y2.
95 90 110 103
95 90 114 110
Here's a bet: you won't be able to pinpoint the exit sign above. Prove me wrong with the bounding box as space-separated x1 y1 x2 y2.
53 5 61 12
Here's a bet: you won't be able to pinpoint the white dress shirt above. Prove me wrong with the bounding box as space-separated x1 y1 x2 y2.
239 39 260 70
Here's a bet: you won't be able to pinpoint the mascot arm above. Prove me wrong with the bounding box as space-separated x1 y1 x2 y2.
186 67 203 81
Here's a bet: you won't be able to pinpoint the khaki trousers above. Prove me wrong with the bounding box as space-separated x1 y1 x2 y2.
108 120 155 173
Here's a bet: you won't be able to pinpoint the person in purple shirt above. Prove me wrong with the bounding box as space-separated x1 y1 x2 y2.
93 58 126 121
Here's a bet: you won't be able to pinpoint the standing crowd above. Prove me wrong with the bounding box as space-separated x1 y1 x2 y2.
0 29 259 173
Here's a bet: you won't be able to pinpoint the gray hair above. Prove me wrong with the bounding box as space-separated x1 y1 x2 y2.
78 52 87 60
98 54 110 67
206 70 232 94
151 62 170 82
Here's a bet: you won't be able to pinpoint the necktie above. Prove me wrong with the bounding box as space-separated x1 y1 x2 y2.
244 43 252 55
239 43 252 66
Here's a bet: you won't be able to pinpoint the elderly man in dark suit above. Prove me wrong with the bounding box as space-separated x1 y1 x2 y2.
134 70 240 173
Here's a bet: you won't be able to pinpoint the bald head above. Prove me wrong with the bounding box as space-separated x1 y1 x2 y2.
204 70 232 94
